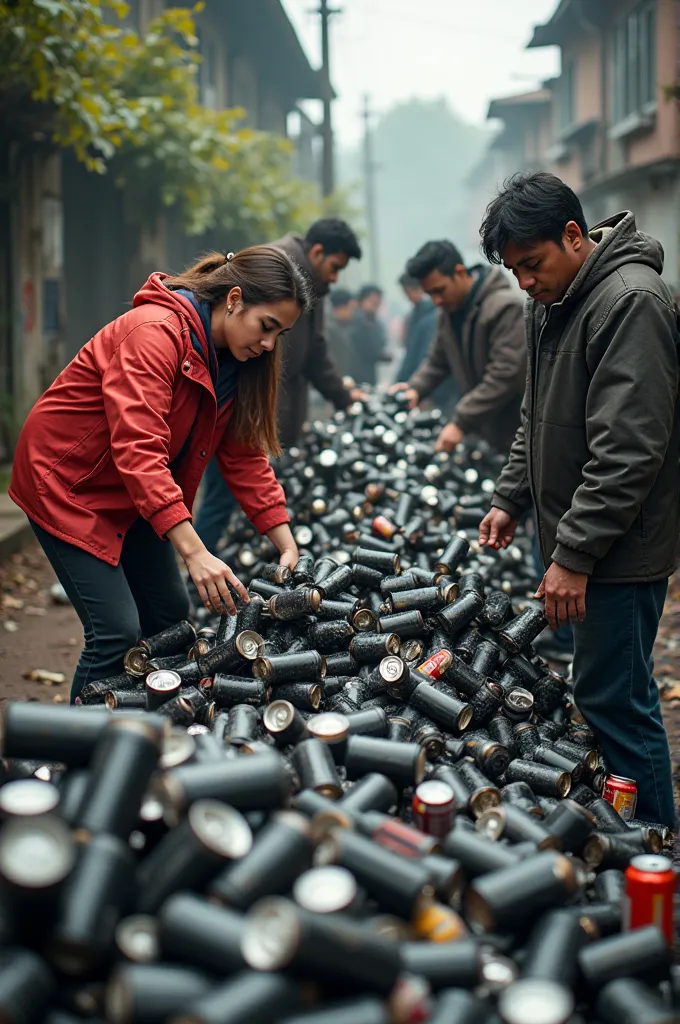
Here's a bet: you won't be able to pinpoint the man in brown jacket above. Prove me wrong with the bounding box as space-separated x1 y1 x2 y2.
393 239 526 453
274 220 364 446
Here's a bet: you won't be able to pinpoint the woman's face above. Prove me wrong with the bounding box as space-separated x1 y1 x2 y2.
213 289 301 362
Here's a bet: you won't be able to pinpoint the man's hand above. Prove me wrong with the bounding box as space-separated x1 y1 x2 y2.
349 388 369 403
435 422 464 452
536 563 588 630
478 508 519 550
388 383 419 408
388 382 407 394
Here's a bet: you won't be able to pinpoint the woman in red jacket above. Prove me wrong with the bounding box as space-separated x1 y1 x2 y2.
10 247 311 702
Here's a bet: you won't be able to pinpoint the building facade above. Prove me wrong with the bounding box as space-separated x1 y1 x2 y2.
479 0 680 295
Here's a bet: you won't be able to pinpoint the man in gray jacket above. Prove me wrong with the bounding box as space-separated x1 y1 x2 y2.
479 171 679 827
393 239 526 453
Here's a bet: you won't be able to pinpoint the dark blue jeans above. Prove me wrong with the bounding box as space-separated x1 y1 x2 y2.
573 580 674 828
193 456 237 556
31 519 190 704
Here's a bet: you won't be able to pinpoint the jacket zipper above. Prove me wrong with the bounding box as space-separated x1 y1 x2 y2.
529 305 553 566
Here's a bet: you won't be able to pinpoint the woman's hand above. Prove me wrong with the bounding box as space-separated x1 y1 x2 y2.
184 549 249 615
266 523 299 571
167 520 248 615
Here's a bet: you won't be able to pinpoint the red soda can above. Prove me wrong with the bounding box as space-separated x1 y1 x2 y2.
412 779 456 838
624 854 675 945
416 649 453 680
373 515 398 540
371 817 441 858
603 774 637 821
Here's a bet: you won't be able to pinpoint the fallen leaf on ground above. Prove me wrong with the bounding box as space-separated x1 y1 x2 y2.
2 621 19 633
22 669 67 685
2 596 24 611
662 683 680 700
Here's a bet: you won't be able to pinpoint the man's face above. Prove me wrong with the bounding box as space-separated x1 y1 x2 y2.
500 225 587 306
308 244 350 285
419 267 469 312
361 291 382 316
334 299 356 323
402 285 423 306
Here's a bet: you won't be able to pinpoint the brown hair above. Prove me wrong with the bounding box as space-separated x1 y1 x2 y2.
165 246 313 456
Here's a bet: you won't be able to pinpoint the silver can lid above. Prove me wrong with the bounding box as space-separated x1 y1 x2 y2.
115 915 160 963
379 655 406 683
498 979 574 1024
505 687 534 712
160 729 196 769
630 854 672 873
0 813 75 889
307 712 350 743
0 779 60 817
242 897 300 971
146 670 182 693
414 779 455 808
293 866 357 914
189 800 253 859
263 700 296 734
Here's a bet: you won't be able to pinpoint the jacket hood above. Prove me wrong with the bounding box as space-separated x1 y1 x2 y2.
562 211 664 303
469 265 516 306
132 272 209 358
273 233 327 298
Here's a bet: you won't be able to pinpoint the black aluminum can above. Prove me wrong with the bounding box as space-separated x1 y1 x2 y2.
455 759 501 817
235 595 265 635
443 655 485 697
513 721 541 759
469 681 504 728
75 717 162 839
542 799 596 853
308 619 355 653
209 811 314 911
253 650 326 683
377 610 424 639
260 563 293 586
145 669 182 711
50 832 136 974
434 535 470 576
198 630 264 678
476 803 557 850
324 651 358 677
522 908 590 988
158 892 246 974
498 606 548 653
105 964 212 1024
339 773 398 815
457 573 485 600
533 672 568 716
292 738 342 799
380 572 416 596
148 652 186 671
269 588 322 621
1 704 113 767
463 731 509 779
479 590 512 630
209 675 269 709
400 939 485 991
141 620 196 659
553 737 598 772
588 797 629 834
343 735 426 789
351 563 385 589
225 704 259 747
155 754 292 825
136 800 253 914
578 925 671 992
454 628 482 663
503 687 535 723
352 546 401 575
317 829 432 919
293 553 315 586
534 744 583 782
596 977 675 1024
431 764 475 814
317 599 357 621
443 824 521 878
488 714 517 757
105 689 146 710
80 673 139 704
466 850 580 934
249 578 285 600
273 683 323 712
389 587 443 614
410 682 473 735
505 759 572 798
350 633 400 664
0 949 54 1023
242 897 402 994
314 556 341 586
155 694 195 728
501 780 541 814
470 640 501 676
263 700 307 746
412 717 445 760
317 564 353 599
344 707 388 738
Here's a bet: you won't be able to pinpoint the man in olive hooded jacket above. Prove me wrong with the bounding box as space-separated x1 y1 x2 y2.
479 171 679 827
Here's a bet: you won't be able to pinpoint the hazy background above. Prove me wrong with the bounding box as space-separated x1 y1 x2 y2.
282 0 559 296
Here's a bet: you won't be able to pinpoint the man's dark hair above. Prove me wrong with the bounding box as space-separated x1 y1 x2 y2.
305 218 362 260
480 171 589 265
329 287 354 308
398 272 421 289
358 283 382 302
406 240 465 281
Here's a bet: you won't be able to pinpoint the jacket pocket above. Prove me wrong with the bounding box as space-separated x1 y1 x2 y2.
68 450 112 497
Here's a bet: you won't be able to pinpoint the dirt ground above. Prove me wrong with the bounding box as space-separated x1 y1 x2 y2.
2 541 680 802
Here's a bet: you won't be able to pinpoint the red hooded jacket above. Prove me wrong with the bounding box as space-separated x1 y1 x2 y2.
10 274 289 566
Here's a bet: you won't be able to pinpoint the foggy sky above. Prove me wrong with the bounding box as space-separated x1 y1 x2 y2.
282 0 560 143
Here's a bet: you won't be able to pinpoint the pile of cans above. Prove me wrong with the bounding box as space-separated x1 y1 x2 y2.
0 393 677 1024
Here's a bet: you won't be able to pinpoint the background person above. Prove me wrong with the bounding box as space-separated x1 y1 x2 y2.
194 218 365 558
478 171 679 827
10 248 310 703
350 284 392 386
395 271 455 414
327 287 359 379
392 239 526 453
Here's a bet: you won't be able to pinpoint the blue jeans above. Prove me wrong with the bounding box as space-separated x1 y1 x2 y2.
31 519 190 704
573 580 674 828
193 456 237 556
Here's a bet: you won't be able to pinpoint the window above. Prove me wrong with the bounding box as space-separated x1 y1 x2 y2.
560 60 576 130
611 1 656 125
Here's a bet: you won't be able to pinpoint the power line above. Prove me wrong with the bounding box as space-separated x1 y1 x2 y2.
311 0 342 197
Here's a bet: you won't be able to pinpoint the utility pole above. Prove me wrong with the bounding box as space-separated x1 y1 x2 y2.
314 0 340 197
362 93 380 282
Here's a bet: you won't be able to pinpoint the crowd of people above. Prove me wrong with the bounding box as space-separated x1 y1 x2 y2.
8 170 679 828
